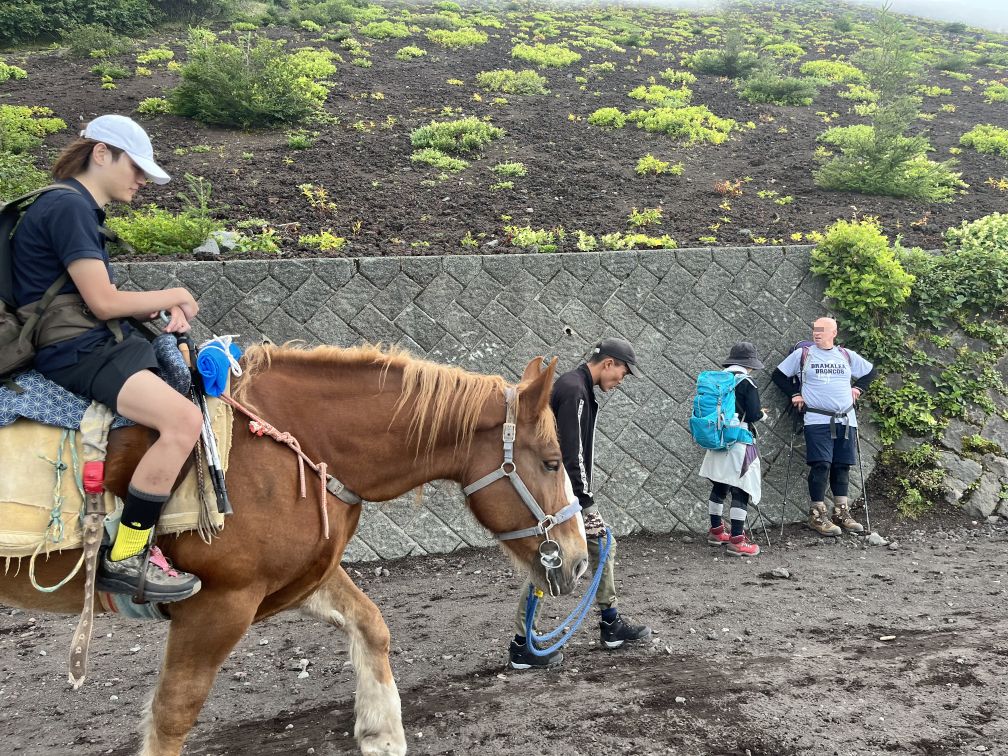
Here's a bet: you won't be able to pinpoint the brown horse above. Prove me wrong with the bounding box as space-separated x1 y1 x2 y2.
0 345 589 755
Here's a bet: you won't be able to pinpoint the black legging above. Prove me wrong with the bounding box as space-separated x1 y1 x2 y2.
710 482 750 509
808 463 850 500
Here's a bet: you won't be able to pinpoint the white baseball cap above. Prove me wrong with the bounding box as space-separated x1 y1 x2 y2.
80 114 170 185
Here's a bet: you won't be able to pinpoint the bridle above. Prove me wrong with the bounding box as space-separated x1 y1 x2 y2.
461 387 581 596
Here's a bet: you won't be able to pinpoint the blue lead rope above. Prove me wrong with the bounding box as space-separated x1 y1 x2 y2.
524 528 613 656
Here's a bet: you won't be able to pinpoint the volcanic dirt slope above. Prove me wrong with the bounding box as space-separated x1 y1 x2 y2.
2 1 1007 257
1 517 1005 755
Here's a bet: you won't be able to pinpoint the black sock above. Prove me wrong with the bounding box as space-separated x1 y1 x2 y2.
120 485 169 531
710 515 722 528
514 634 525 645
730 518 745 537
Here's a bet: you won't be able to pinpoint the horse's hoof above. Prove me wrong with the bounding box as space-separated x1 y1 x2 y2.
359 732 407 756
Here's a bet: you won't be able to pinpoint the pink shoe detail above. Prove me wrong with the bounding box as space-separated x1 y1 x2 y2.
707 525 730 546
148 546 180 577
727 534 760 557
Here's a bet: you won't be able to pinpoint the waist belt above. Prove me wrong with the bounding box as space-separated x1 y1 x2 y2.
804 404 854 439
16 293 123 349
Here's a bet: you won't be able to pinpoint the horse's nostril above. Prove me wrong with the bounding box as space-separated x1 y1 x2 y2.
573 557 589 582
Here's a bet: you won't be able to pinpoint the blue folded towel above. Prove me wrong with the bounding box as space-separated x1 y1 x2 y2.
196 340 242 397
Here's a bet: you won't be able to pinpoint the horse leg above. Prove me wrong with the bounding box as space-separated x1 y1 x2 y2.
302 567 406 756
140 594 258 756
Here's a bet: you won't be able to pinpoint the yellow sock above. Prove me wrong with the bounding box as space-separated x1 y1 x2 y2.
110 522 152 561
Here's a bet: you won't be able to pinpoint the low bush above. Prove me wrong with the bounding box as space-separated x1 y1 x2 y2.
410 148 468 172
599 232 677 249
635 154 683 176
587 107 627 129
737 69 820 106
799 59 863 83
685 47 758 78
983 83 1008 103
475 69 548 95
0 152 49 200
136 46 174 64
135 97 172 117
169 34 333 128
64 23 132 58
511 42 581 68
626 106 736 145
299 230 347 251
659 69 696 86
628 84 691 107
763 42 805 61
959 124 1008 157
410 117 504 154
505 225 565 252
0 61 28 81
0 105 66 154
426 28 487 48
492 161 526 177
360 21 409 40
106 174 222 254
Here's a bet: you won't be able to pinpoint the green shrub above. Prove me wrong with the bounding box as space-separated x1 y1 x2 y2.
136 47 174 64
600 231 677 250
64 23 132 58
763 42 805 61
410 117 504 154
628 84 691 107
917 85 951 97
0 152 49 200
635 154 683 176
91 61 130 79
286 129 317 149
587 107 627 129
881 443 946 516
475 69 548 95
511 42 581 68
410 148 468 172
299 230 347 251
685 47 759 78
935 52 973 72
0 61 28 81
626 106 736 145
659 69 696 86
135 97 172 117
984 83 1008 103
960 124 1008 157
492 161 526 177
0 105 66 154
799 59 863 83
810 218 913 356
292 0 364 26
106 174 222 254
169 34 333 128
505 225 565 252
737 69 820 105
426 28 487 48
395 45 426 60
360 21 409 40
837 83 878 102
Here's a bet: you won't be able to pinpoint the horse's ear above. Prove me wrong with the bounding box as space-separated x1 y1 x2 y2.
521 356 545 382
521 356 557 418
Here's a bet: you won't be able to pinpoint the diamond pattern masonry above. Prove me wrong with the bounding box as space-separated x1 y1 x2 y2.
113 246 877 562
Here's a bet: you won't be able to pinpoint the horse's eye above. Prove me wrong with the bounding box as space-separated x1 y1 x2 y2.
544 460 560 472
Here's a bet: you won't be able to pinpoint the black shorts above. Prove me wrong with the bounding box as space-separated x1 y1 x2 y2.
804 424 857 466
43 334 159 413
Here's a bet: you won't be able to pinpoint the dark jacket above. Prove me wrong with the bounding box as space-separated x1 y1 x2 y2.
550 363 598 512
732 374 762 433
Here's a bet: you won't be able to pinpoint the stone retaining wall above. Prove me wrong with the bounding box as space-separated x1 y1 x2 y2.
113 246 879 561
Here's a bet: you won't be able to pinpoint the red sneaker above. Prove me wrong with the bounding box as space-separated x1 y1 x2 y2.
727 534 760 557
707 524 730 546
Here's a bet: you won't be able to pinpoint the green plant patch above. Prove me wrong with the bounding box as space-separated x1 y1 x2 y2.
960 124 1008 157
511 42 581 68
800 59 864 83
983 83 1008 103
63 24 132 58
475 69 548 95
360 20 410 39
0 105 66 154
410 117 504 154
626 106 736 145
763 42 805 61
394 45 427 60
410 148 469 172
0 61 27 82
685 47 759 78
659 69 696 86
426 28 487 48
492 161 526 177
136 47 174 65
587 107 627 129
136 97 172 117
737 70 820 106
635 154 683 176
628 84 692 107
505 225 565 252
0 152 48 200
600 231 677 249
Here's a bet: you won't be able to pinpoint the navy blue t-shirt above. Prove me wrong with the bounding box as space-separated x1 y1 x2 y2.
11 178 122 372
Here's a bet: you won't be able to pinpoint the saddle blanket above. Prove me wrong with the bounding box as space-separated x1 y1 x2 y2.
0 396 233 558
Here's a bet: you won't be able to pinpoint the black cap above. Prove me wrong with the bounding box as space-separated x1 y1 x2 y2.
593 337 642 377
721 341 764 370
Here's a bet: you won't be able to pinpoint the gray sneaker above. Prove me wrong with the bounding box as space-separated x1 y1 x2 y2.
97 546 201 603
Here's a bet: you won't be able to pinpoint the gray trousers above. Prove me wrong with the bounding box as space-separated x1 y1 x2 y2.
512 534 617 636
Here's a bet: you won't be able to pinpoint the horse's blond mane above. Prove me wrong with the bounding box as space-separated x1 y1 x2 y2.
235 343 557 453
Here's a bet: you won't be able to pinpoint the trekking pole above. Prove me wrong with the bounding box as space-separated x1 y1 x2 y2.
855 427 871 534
749 501 772 548
778 411 799 539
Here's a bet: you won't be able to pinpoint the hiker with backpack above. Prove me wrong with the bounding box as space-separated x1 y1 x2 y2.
772 317 877 536
695 342 767 557
508 337 652 669
5 114 203 602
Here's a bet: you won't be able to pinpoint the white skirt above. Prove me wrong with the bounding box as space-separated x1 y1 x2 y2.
699 442 762 504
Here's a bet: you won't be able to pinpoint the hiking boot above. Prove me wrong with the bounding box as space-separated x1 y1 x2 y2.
726 533 760 557
600 614 652 649
707 524 730 546
808 504 842 537
832 503 865 533
508 639 563 670
97 546 201 603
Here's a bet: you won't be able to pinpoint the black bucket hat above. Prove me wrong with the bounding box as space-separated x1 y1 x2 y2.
722 342 764 370
593 337 642 377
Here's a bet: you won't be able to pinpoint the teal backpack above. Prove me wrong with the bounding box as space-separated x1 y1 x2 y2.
689 371 754 450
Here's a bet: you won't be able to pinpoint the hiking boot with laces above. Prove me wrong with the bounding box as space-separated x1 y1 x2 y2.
832 503 865 533
809 503 842 536
97 546 201 603
726 533 760 557
707 524 730 546
508 639 563 670
600 613 652 649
